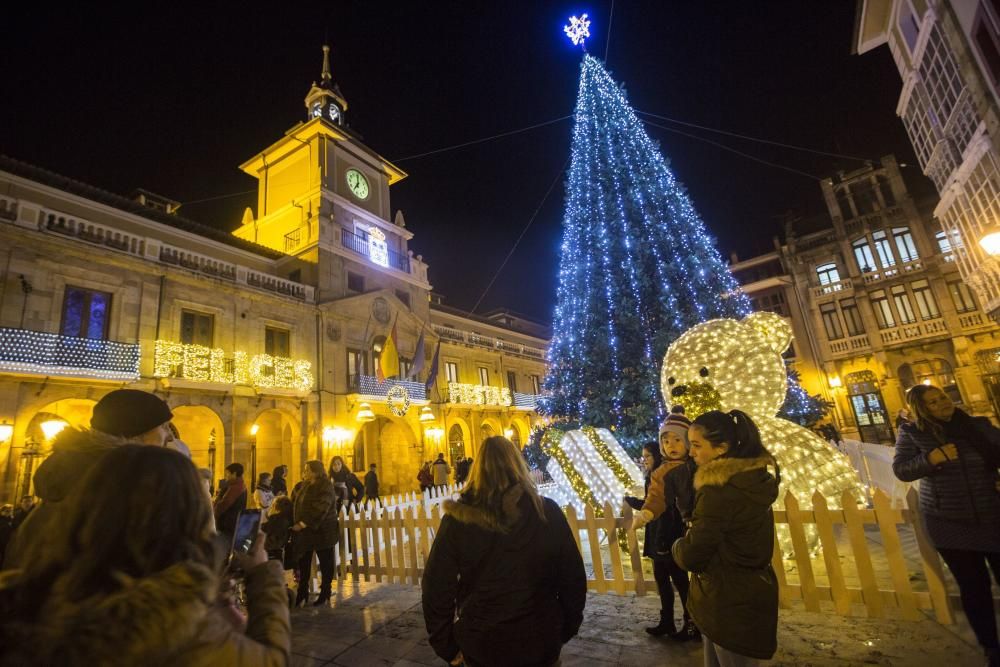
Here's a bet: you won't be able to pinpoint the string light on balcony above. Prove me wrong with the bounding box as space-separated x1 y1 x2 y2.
153 340 313 391
0 328 139 380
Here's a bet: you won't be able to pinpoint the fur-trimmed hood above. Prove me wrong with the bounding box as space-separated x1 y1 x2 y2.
694 456 779 507
442 485 529 532
2 561 218 665
33 427 126 502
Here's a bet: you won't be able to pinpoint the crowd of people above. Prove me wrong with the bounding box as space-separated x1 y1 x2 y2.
0 381 995 666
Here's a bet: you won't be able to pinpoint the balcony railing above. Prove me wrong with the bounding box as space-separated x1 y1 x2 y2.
432 325 546 360
513 392 540 409
0 328 140 380
861 259 924 285
879 318 948 345
284 228 302 253
828 333 871 357
351 375 427 401
959 312 987 329
812 278 854 298
341 228 411 273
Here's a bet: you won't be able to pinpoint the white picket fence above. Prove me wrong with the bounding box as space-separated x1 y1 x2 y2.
349 483 462 516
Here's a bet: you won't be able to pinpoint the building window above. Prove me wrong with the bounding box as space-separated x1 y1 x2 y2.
892 227 919 263
60 286 111 340
877 174 897 207
910 279 940 320
395 289 411 308
920 24 964 133
849 181 877 215
530 374 540 394
840 298 865 337
347 271 365 293
816 263 840 286
872 230 896 267
891 284 917 324
288 269 302 283
899 358 962 404
820 302 844 340
264 327 290 357
835 188 854 220
853 238 877 273
975 8 1000 89
180 310 214 346
347 348 367 389
871 290 896 329
506 370 517 393
949 281 978 313
751 291 788 316
445 361 459 384
400 357 412 379
478 366 489 385
897 0 921 53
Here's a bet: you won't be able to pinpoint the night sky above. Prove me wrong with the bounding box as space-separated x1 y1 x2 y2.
1 2 931 323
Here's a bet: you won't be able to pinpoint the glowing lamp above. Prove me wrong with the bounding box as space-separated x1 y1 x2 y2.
356 402 375 423
250 423 260 437
425 426 444 441
419 406 435 423
828 376 842 389
979 225 1000 256
40 419 68 441
0 421 12 442
503 428 515 439
922 378 932 386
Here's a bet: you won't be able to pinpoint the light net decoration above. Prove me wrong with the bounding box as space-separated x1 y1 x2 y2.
0 328 139 381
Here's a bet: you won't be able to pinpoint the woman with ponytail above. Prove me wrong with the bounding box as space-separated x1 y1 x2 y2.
671 409 780 666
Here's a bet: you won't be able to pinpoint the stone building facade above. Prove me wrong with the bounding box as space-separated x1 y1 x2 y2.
731 156 1000 442
0 49 546 501
855 0 1000 320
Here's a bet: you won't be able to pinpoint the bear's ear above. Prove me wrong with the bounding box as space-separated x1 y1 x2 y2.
742 311 793 355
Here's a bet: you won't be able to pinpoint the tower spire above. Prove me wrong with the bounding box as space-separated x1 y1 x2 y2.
321 44 332 83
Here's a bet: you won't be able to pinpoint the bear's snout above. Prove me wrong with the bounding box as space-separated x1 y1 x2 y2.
671 385 687 397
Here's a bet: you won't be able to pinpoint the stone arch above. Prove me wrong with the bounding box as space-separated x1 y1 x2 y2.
249 407 300 489
507 418 530 449
14 397 97 498
444 416 471 465
479 418 501 449
365 415 418 494
171 405 225 480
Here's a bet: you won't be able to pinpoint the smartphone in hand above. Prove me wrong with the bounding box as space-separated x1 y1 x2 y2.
231 509 262 557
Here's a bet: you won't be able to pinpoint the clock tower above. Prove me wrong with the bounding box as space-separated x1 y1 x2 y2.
305 45 348 126
232 45 430 304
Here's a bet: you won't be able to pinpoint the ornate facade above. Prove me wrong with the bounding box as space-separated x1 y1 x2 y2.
0 49 546 500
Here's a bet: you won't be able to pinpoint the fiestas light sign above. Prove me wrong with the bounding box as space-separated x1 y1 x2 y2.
448 382 512 407
153 340 313 391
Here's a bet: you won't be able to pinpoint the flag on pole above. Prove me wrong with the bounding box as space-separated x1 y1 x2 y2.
409 330 426 379
377 318 400 382
424 340 441 394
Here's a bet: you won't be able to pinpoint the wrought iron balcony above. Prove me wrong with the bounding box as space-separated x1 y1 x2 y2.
341 228 411 273
0 327 140 380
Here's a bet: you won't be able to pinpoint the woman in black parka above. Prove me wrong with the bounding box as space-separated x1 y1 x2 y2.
291 460 339 607
421 436 587 667
894 385 1000 666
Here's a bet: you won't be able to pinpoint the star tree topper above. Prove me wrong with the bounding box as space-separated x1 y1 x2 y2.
564 14 591 49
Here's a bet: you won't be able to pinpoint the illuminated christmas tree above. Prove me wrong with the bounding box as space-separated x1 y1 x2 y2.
539 52 826 450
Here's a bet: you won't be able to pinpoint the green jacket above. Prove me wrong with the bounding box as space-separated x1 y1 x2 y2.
672 455 779 660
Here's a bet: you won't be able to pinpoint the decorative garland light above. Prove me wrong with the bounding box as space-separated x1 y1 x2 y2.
153 340 313 391
0 327 140 381
386 384 411 417
581 426 643 489
448 382 512 407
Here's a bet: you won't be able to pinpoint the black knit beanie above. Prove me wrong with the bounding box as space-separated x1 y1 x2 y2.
91 389 173 437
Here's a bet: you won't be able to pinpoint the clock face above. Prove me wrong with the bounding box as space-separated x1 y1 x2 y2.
311 103 322 118
345 169 370 200
328 104 341 122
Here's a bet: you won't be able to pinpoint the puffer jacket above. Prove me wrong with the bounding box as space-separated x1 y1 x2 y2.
291 476 338 558
3 428 123 568
0 560 290 666
893 418 1000 524
672 456 779 660
421 487 587 667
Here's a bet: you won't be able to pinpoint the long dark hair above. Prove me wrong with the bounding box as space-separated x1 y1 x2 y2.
906 383 947 439
692 410 780 482
11 445 219 610
642 441 663 473
463 436 546 531
272 465 286 482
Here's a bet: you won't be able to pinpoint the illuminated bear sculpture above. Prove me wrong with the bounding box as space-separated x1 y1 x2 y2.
660 312 862 509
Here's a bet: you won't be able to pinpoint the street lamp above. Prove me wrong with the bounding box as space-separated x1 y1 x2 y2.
979 225 1000 255
0 421 13 443
356 402 375 423
249 423 259 491
419 406 435 423
40 418 68 442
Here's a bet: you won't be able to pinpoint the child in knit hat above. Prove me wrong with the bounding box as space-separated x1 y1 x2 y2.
632 408 700 640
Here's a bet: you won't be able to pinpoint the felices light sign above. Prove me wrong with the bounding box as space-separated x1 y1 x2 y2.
368 226 389 268
448 382 512 407
154 340 313 391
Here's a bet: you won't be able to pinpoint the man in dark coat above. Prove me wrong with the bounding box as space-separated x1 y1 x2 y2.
364 464 380 502
3 389 174 568
421 487 587 667
214 463 247 539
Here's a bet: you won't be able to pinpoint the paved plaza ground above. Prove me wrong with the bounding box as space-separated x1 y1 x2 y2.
288 580 985 667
